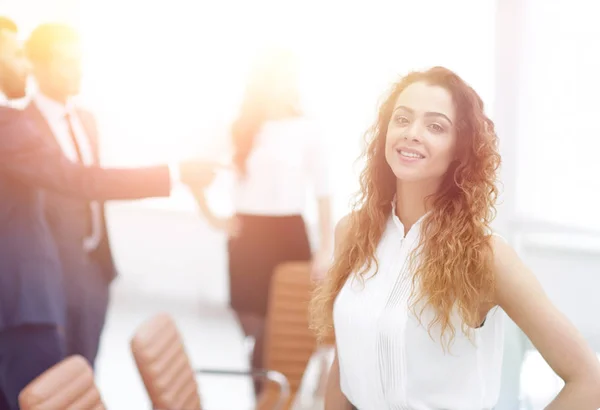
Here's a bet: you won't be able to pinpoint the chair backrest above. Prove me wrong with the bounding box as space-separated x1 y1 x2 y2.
289 345 336 410
18 355 105 410
130 313 202 410
258 262 334 409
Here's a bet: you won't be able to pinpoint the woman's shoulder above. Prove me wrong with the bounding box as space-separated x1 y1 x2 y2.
489 233 516 263
336 214 352 238
484 229 511 260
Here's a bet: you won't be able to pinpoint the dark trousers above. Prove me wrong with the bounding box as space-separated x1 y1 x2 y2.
64 264 109 368
228 214 312 395
0 325 66 410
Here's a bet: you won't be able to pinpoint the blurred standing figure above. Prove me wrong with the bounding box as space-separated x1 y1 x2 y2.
24 23 132 367
26 24 116 365
23 23 114 368
0 17 215 409
0 17 219 410
193 49 333 393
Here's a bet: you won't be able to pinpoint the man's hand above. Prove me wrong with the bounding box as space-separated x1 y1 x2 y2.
179 160 218 189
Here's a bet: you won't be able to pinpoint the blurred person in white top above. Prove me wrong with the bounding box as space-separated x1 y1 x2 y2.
192 48 333 395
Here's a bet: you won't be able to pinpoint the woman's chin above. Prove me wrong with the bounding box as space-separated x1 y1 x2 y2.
390 166 425 183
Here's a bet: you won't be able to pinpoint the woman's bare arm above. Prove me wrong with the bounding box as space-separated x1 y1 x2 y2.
493 236 600 409
190 187 230 231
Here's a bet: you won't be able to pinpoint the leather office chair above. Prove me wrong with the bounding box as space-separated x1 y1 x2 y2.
256 262 335 410
18 355 105 410
131 313 289 410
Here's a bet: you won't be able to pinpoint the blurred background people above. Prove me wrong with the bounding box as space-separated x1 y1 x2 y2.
191 49 333 395
0 17 214 410
24 23 115 368
0 17 28 101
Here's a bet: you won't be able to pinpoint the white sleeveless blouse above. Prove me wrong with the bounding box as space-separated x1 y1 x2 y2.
333 210 504 410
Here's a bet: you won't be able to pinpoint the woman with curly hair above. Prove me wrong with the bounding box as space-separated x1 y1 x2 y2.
311 67 600 409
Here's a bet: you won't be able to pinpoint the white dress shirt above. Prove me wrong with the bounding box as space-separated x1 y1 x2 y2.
333 204 504 410
33 93 104 251
220 117 331 216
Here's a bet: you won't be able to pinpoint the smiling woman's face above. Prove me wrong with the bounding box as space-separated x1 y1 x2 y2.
384 81 458 184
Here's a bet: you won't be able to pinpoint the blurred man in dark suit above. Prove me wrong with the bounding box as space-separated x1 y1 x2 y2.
25 22 129 370
0 17 213 410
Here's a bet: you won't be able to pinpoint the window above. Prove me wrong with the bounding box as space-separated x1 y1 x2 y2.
515 0 600 232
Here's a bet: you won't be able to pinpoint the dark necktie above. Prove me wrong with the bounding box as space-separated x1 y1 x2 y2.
64 112 83 162
64 112 98 248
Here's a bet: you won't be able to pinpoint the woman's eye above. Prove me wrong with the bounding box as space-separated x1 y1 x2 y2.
428 123 444 133
395 116 409 125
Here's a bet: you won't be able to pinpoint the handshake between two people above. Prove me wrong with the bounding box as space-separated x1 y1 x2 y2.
177 159 227 190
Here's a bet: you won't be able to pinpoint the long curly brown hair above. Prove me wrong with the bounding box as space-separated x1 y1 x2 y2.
310 66 501 350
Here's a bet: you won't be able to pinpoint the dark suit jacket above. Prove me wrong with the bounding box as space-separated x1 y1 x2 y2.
25 102 117 284
0 105 170 331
